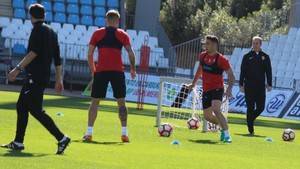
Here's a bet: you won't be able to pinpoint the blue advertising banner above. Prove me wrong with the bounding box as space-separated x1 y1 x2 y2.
283 95 300 120
229 86 294 118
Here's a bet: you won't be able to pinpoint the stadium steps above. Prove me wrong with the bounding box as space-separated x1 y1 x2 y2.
0 0 12 17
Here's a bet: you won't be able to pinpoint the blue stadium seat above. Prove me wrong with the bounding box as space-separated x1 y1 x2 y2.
13 44 26 55
107 0 119 8
45 12 53 22
26 0 37 8
81 15 93 26
67 0 78 4
80 5 93 15
13 0 25 8
80 0 92 5
68 14 80 24
94 17 105 27
54 13 66 23
94 0 105 6
41 1 52 11
67 4 79 14
94 6 106 16
14 9 26 19
53 2 65 12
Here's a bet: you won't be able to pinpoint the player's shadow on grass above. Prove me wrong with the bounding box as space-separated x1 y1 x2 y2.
0 97 156 117
228 116 300 130
1 150 48 158
234 133 266 138
188 139 220 145
72 140 124 146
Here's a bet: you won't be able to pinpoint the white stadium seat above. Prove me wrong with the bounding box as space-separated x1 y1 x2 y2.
1 27 12 38
153 48 164 58
58 33 67 43
148 37 158 49
75 25 87 33
0 17 10 28
4 39 10 48
50 22 62 33
62 24 74 31
87 26 98 34
137 30 150 44
126 29 137 42
11 18 23 26
65 35 76 44
294 72 300 79
261 41 269 51
288 27 298 37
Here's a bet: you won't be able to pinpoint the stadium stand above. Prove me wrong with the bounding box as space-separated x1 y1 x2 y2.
0 0 169 87
0 20 167 68
228 27 300 88
67 4 79 14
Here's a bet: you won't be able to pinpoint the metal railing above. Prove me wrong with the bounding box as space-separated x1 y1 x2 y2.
167 37 251 78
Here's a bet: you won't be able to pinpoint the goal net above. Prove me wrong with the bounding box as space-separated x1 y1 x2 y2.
156 76 229 132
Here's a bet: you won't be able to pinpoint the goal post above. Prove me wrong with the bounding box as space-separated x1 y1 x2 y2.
156 76 229 132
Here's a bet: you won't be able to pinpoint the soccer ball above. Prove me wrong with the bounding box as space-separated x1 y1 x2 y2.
158 123 173 137
282 128 295 141
187 117 200 130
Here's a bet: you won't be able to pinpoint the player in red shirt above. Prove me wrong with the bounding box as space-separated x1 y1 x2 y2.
83 10 136 143
189 35 235 143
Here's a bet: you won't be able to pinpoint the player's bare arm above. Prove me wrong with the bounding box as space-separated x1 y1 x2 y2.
87 44 96 76
189 64 202 89
8 51 37 82
225 67 235 98
125 45 136 79
54 65 64 94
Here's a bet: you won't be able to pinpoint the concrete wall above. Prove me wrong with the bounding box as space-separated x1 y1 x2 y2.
134 0 172 57
120 0 126 29
134 0 161 36
289 0 300 28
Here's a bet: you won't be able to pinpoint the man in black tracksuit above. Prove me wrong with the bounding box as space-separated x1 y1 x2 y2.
239 36 272 135
1 4 70 154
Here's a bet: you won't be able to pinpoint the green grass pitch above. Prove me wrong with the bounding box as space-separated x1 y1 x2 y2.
0 91 299 169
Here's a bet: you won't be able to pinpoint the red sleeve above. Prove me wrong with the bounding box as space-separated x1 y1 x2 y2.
116 29 131 46
89 29 105 46
218 55 231 71
198 52 205 62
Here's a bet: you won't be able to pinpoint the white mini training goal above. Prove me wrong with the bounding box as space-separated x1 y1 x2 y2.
156 76 229 132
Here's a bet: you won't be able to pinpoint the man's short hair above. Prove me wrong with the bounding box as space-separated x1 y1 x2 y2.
29 3 45 19
252 36 263 44
205 35 219 45
106 10 120 21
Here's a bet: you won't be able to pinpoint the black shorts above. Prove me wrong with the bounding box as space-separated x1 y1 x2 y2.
91 71 126 99
202 88 224 109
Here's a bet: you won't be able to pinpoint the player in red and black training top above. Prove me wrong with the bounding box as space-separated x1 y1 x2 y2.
83 10 136 143
188 35 235 143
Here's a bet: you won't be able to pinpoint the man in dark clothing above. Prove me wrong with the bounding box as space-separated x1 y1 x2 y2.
239 36 272 135
1 4 70 154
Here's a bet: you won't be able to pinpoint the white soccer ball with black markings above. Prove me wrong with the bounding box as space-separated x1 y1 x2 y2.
282 128 295 141
187 117 200 130
158 123 173 137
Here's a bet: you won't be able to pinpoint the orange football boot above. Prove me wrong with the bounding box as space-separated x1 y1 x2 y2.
121 135 130 143
82 135 93 142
